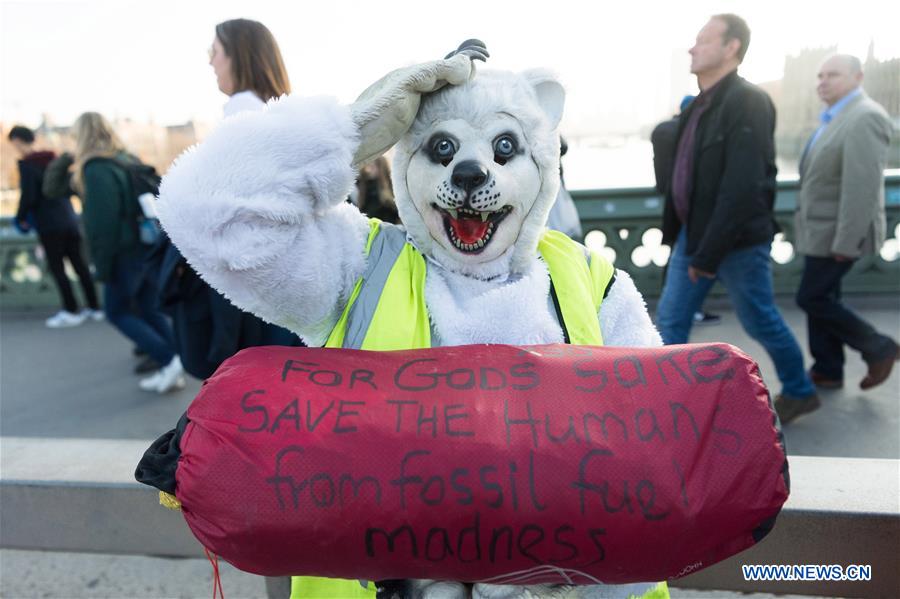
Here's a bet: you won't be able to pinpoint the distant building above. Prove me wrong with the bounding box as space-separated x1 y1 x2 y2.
863 41 900 122
775 46 837 167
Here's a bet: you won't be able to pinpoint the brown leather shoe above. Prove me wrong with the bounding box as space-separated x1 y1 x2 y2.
860 343 900 390
810 370 843 389
774 393 821 424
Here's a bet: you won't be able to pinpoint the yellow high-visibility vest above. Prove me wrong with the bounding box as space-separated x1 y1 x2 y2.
325 219 614 350
294 219 668 599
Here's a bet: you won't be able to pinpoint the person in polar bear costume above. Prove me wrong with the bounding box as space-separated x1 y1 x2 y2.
157 40 666 599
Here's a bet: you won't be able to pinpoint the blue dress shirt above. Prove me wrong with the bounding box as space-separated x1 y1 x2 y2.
808 87 862 149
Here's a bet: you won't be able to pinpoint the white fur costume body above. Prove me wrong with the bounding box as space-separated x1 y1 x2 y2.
158 71 662 599
157 95 659 350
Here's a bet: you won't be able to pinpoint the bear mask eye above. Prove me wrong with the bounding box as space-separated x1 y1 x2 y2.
493 135 517 165
429 137 457 166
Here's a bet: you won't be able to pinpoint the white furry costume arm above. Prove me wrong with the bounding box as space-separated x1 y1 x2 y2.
156 96 370 345
599 270 663 347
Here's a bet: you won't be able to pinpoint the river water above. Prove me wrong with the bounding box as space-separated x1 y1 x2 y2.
562 137 801 191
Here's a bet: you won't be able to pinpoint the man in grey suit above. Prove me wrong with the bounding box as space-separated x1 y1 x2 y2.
788 54 898 422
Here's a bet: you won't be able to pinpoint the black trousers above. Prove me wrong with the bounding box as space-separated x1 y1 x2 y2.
40 229 99 313
795 255 895 379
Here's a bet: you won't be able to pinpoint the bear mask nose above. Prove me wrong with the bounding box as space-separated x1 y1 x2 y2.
451 160 489 193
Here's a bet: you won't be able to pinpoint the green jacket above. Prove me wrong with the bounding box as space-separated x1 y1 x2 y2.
80 154 142 281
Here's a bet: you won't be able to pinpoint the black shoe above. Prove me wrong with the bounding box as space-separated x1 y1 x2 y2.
693 311 721 326
134 356 161 374
133 346 147 357
774 393 821 424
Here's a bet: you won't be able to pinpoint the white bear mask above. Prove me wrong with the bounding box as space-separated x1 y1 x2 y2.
393 69 565 280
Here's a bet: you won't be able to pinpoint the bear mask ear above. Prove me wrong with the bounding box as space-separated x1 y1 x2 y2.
522 69 565 129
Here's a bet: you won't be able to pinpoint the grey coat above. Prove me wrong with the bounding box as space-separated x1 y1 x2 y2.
795 92 894 258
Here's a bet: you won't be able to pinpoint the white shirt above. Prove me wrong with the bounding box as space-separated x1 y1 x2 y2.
223 90 265 117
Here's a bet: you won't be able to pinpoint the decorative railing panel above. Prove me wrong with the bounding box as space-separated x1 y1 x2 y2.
573 173 900 298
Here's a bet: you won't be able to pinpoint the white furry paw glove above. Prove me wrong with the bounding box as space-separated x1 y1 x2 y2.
350 39 488 167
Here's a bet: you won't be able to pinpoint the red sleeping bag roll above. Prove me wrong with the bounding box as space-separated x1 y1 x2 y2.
137 343 788 585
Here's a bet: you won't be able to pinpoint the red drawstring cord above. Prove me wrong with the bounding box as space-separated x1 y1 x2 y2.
204 547 224 599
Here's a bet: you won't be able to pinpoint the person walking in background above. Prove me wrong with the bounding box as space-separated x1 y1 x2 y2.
353 156 400 224
209 18 290 117
793 54 898 405
42 148 160 373
8 125 101 328
655 14 818 417
650 97 720 327
72 112 184 393
650 100 689 201
155 18 301 381
545 136 583 240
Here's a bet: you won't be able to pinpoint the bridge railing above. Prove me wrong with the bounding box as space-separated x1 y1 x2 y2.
572 172 900 297
1 174 898 309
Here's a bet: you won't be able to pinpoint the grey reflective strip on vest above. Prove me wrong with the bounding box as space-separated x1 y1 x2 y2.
342 222 410 349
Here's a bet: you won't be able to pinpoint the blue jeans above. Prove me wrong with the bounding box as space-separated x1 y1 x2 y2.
656 230 815 398
104 255 176 366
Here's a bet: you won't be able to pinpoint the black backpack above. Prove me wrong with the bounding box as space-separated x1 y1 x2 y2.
114 158 163 245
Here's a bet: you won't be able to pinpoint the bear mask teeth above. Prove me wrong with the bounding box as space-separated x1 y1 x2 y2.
434 205 512 254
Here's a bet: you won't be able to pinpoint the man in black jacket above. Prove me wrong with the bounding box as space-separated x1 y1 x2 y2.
9 125 101 328
651 96 721 327
655 15 818 422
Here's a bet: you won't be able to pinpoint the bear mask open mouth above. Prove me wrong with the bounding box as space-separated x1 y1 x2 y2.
433 205 513 253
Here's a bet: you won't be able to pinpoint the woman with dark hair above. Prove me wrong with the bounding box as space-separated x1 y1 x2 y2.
155 18 301 381
208 18 291 116
354 156 399 224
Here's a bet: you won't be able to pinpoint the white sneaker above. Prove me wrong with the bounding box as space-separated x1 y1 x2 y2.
139 370 163 391
139 356 185 394
46 310 86 328
81 309 105 322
